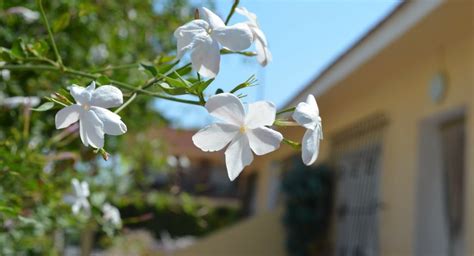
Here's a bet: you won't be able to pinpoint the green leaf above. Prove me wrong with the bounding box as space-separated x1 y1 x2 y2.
170 70 192 87
158 55 176 64
140 63 157 76
31 102 54 112
18 216 43 228
215 88 224 94
58 88 72 100
11 38 27 58
157 61 179 74
28 40 49 57
0 206 18 215
44 96 67 107
164 76 188 88
53 13 71 32
0 47 13 62
190 78 214 94
169 64 192 78
97 75 111 85
158 82 188 95
78 3 97 17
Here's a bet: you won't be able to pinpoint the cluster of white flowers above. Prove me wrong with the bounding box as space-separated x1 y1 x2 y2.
192 93 323 180
67 179 122 226
167 155 191 169
53 6 323 183
174 7 271 78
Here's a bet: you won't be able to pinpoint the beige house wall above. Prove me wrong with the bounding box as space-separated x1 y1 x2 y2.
176 2 473 255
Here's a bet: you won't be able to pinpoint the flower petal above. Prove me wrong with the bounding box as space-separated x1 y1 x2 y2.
192 123 238 152
205 93 245 126
301 129 321 166
79 110 104 148
191 34 221 78
90 107 127 135
252 25 268 46
55 104 82 129
212 23 253 51
199 7 225 29
235 7 258 26
81 181 90 197
70 81 95 105
255 35 272 67
72 202 81 215
71 178 81 196
247 127 283 155
174 20 208 59
245 101 276 128
306 94 319 116
292 94 320 129
91 85 123 109
225 134 253 181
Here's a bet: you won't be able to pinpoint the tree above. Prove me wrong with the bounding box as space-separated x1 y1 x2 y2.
0 0 323 254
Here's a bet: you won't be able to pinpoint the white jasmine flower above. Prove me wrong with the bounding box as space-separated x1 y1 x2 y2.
127 9 137 20
70 178 90 215
102 203 122 227
174 7 253 78
236 7 272 66
89 44 109 64
192 93 283 181
1 69 10 81
167 155 178 167
0 96 40 108
55 81 127 149
178 155 191 169
292 94 323 166
6 7 40 23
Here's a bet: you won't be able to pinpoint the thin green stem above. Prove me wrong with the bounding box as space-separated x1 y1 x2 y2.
66 69 202 105
224 0 240 25
282 138 301 150
1 64 57 72
220 49 256 57
91 63 139 73
276 107 296 116
23 57 57 66
114 93 136 114
273 119 299 127
1 64 202 105
37 0 63 68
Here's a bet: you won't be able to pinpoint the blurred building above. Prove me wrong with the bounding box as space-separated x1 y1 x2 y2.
175 1 473 256
154 128 257 211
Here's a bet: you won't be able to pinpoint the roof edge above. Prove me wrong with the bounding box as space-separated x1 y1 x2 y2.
282 0 443 109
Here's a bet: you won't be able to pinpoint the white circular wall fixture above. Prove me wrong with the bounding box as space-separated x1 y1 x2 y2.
430 72 447 104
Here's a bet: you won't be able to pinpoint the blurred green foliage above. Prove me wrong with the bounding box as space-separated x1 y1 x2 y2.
0 0 245 254
282 160 334 256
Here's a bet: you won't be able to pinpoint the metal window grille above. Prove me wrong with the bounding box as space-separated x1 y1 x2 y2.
331 114 387 256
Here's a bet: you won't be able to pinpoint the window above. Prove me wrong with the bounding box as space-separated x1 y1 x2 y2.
416 110 466 256
332 114 387 256
440 118 466 256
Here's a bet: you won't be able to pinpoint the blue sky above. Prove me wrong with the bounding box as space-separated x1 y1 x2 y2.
155 0 400 129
